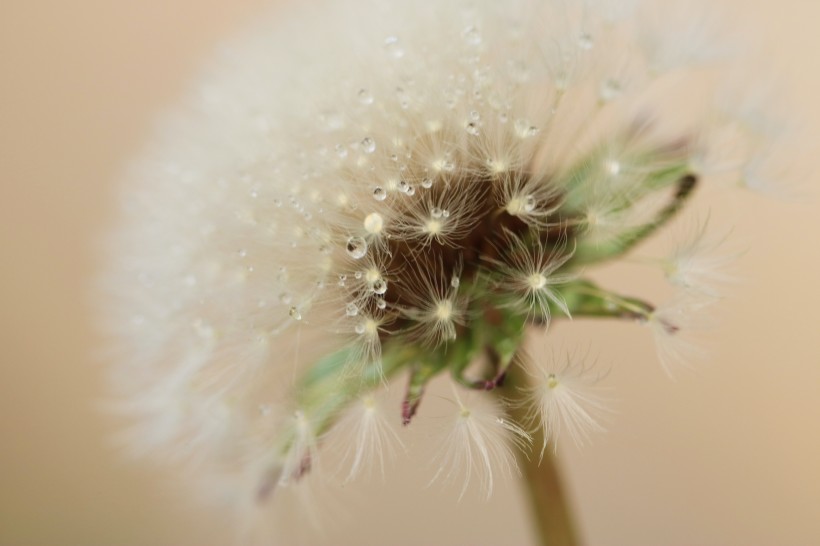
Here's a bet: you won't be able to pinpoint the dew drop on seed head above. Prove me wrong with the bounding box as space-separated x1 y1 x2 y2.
346 303 359 317
465 122 479 135
524 195 536 212
278 292 292 305
515 119 540 138
421 177 433 189
346 236 368 259
372 279 388 295
361 137 376 154
357 88 374 105
431 207 443 219
335 144 348 158
376 298 387 310
289 307 302 321
354 271 363 280
399 181 416 196
338 274 347 287
373 186 387 201
355 321 366 335
451 276 460 289
442 209 450 218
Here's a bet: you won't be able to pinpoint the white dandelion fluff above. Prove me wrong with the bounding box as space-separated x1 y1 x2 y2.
519 347 609 457
429 390 531 500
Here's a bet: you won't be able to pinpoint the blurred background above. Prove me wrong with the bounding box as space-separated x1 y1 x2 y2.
1 0 818 545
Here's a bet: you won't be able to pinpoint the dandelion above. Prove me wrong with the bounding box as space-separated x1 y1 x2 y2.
102 0 789 543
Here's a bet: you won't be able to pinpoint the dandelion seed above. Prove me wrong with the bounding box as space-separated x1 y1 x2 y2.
487 230 576 326
430 391 530 500
328 394 403 482
664 217 737 298
519 348 609 458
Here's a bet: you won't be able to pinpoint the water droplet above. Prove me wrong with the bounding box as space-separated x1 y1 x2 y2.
462 25 482 46
289 307 302 321
442 209 450 218
372 279 388 295
399 181 415 195
431 207 443 219
578 32 594 50
442 160 455 172
354 271 363 280
346 236 368 259
357 88 373 105
338 274 347 287
373 186 387 201
514 119 540 138
346 303 359 317
384 36 405 58
465 121 479 135
335 144 348 158
238 249 247 258
451 276 460 289
524 195 536 212
470 110 481 121
361 137 376 154
421 177 433 189
354 322 366 335
278 292 292 305
376 298 387 310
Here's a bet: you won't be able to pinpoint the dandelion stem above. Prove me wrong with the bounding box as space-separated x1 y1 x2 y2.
500 363 579 546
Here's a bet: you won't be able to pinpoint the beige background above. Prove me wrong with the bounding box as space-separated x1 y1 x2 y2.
1 0 819 545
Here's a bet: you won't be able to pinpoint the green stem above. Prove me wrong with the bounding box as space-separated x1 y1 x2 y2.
500 365 579 546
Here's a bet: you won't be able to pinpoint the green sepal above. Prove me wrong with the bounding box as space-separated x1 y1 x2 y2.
569 173 697 265
559 278 654 320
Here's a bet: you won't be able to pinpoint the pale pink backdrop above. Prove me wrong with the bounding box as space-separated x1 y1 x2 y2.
1 1 818 544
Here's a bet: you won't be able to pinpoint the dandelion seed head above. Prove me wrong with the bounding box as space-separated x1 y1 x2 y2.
102 0 787 525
